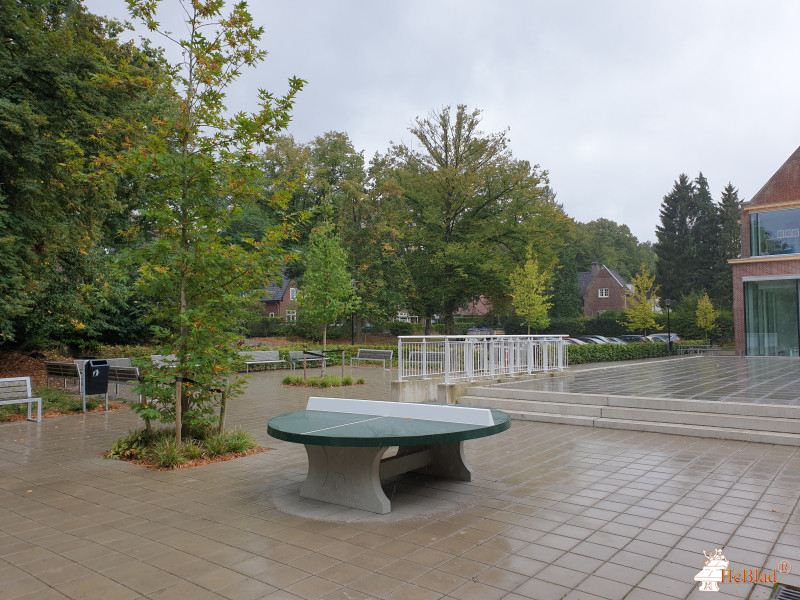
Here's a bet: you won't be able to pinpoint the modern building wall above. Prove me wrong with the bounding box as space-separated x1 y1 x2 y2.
731 146 800 355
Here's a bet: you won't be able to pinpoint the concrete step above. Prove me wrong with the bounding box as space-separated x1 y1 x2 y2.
458 389 800 446
464 386 800 419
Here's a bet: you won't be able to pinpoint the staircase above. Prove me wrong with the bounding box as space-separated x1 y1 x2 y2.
458 385 800 446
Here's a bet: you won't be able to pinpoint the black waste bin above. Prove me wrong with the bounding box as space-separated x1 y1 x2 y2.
84 359 109 396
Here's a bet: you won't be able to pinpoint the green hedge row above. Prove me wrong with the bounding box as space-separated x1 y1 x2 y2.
566 341 697 364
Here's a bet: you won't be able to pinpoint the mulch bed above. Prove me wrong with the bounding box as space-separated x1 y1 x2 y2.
106 446 269 471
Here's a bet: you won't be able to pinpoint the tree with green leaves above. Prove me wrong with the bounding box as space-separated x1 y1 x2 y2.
0 0 170 344
382 105 568 334
573 218 655 282
509 251 552 334
696 292 718 342
624 265 663 335
295 218 360 350
121 0 304 440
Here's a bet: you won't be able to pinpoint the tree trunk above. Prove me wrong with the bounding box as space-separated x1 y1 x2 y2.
218 390 227 433
424 317 431 336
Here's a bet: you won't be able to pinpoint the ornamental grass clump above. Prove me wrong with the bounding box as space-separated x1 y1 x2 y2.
106 427 259 469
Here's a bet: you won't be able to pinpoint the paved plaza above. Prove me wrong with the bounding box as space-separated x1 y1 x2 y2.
0 360 799 600
516 355 800 405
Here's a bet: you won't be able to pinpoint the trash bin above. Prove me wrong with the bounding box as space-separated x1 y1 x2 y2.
84 359 109 396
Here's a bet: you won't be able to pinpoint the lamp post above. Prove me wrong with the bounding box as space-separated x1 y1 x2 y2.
664 299 673 355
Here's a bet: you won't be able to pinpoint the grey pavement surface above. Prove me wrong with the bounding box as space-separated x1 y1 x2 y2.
514 355 800 405
1 362 799 599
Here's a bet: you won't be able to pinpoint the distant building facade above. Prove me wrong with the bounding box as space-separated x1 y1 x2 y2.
731 146 800 356
578 262 632 317
260 269 298 321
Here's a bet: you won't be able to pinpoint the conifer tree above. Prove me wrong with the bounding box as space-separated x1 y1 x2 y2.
655 174 695 300
715 184 742 306
691 173 721 293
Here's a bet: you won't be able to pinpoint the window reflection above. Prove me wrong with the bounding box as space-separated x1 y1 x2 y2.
750 208 800 256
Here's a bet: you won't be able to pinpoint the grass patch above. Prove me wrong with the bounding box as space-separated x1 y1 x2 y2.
105 427 262 469
0 387 115 422
281 374 365 388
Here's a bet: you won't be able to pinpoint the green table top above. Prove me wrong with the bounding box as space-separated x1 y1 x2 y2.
267 408 511 448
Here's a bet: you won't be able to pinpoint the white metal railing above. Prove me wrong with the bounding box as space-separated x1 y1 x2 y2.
397 335 567 384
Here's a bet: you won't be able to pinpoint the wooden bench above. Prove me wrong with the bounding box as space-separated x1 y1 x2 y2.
0 377 42 422
239 350 286 372
268 398 510 513
44 361 82 390
350 348 393 370
288 350 327 370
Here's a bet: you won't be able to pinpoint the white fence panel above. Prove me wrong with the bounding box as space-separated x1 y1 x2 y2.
398 335 567 384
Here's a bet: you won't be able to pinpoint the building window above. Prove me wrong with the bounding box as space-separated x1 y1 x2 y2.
750 208 800 256
598 288 609 298
289 287 297 301
285 310 297 322
597 309 606 315
745 279 800 356
269 312 275 318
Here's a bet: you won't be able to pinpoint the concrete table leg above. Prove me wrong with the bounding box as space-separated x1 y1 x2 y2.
300 445 391 514
395 441 473 481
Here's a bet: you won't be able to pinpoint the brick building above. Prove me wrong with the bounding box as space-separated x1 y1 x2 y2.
731 146 800 355
260 269 298 321
578 262 632 317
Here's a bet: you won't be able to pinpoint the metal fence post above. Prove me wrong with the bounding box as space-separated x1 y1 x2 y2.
444 336 451 385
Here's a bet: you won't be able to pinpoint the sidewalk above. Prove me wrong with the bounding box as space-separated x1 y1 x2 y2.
0 365 798 599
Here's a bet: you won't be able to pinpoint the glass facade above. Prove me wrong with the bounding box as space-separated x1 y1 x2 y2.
750 208 800 256
744 279 800 356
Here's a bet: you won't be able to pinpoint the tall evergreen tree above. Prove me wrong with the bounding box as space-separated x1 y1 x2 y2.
690 173 721 294
655 174 695 300
715 183 742 306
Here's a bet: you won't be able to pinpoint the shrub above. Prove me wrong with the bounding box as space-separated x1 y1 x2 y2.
151 436 187 468
387 321 414 336
203 429 256 456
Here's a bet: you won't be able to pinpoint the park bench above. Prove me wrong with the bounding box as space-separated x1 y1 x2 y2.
350 348 393 370
239 350 286 372
268 397 510 513
44 361 82 390
288 350 327 370
0 377 42 422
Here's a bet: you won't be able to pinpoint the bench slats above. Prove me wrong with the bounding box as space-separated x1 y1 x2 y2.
0 377 41 422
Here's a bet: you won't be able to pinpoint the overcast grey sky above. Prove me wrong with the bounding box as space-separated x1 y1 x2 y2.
83 0 800 243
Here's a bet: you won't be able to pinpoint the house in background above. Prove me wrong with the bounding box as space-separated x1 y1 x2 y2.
731 146 800 356
260 269 298 321
578 262 632 317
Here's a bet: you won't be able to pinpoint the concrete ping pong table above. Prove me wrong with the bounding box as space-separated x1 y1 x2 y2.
267 397 511 514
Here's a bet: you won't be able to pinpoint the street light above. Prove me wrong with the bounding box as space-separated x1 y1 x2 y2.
664 299 673 355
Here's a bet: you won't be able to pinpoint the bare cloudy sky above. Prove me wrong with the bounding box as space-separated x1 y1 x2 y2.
83 0 800 242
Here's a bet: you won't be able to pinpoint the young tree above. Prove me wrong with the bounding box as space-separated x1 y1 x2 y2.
382 105 567 333
295 219 360 350
696 292 718 343
122 0 304 440
509 251 552 334
624 265 663 335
